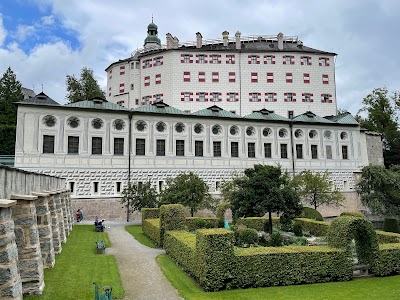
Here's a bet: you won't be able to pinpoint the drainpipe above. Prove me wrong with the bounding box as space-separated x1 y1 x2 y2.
127 111 133 222
289 122 295 176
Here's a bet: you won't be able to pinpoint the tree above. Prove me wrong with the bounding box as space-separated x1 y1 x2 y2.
356 87 400 167
120 181 159 213
230 165 302 234
0 67 24 155
293 170 345 210
358 165 400 215
66 67 105 103
160 172 213 216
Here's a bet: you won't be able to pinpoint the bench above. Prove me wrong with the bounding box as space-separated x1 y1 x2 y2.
95 240 106 254
352 264 370 277
93 282 112 300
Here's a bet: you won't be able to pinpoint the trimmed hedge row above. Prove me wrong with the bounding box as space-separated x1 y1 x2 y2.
164 230 197 276
142 218 161 246
372 243 400 276
294 218 330 236
233 246 352 289
160 204 186 246
376 230 400 244
236 217 280 231
142 208 160 223
186 217 218 231
340 211 366 219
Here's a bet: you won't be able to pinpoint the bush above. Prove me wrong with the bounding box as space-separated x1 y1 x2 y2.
160 204 186 246
270 232 283 247
141 208 160 223
186 217 218 231
294 218 330 237
293 222 303 236
236 217 280 231
372 243 400 276
383 217 400 233
216 202 230 221
142 219 161 246
238 228 258 246
376 230 400 244
340 211 366 219
300 207 323 221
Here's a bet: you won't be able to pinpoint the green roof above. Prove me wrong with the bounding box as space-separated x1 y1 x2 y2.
325 112 359 125
244 109 289 121
191 105 241 118
292 111 335 124
134 102 188 115
65 98 127 111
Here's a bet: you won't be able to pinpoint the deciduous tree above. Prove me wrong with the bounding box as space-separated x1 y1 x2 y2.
66 67 105 103
120 181 159 213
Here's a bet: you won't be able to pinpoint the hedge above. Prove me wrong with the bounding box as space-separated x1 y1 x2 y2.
294 218 330 237
383 217 400 233
340 211 366 219
300 207 323 221
233 246 352 289
236 217 280 231
160 204 186 246
142 208 160 223
164 230 197 276
372 243 400 276
376 230 400 244
186 217 218 231
142 218 161 246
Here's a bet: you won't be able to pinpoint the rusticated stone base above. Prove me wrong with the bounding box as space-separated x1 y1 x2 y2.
46 192 61 254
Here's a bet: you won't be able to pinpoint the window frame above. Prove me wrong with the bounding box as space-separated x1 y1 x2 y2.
156 139 166 156
176 140 185 156
136 138 145 155
195 140 204 157
296 144 303 159
231 141 239 158
311 145 318 159
280 143 288 159
248 142 256 158
114 137 124 155
91 137 103 155
67 136 79 154
43 135 55 154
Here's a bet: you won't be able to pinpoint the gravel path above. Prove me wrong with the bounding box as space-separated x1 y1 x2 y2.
104 221 183 300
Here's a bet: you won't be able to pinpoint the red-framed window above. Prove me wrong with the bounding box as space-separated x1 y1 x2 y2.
212 72 219 82
183 72 191 82
321 94 333 103
229 72 236 82
251 72 258 83
226 54 235 64
195 54 208 63
322 74 329 84
284 92 296 102
286 73 293 83
198 72 205 82
300 56 312 65
120 66 125 75
302 93 314 102
196 92 209 102
155 74 161 84
153 56 164 66
144 76 150 86
267 72 274 83
249 92 261 102
319 57 330 66
264 55 276 64
209 54 222 64
180 92 194 102
119 83 125 93
227 92 239 102
265 92 277 102
303 73 310 83
181 54 193 63
248 55 260 64
283 55 295 65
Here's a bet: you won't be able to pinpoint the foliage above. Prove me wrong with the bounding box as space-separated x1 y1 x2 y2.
160 172 213 217
355 87 400 167
358 165 400 215
141 208 160 223
142 218 161 246
327 216 379 266
157 254 400 300
294 218 330 237
376 230 400 244
383 217 400 233
269 232 283 247
66 67 105 103
300 207 323 221
293 170 345 210
160 204 186 246
372 243 400 276
293 222 303 237
186 217 217 231
340 211 366 219
216 201 230 221
220 174 241 203
230 165 302 234
0 125 16 155
236 217 280 231
237 228 258 246
120 181 158 213
125 225 158 248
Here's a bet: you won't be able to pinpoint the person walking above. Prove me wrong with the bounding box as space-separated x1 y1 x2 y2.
75 209 80 223
79 208 83 222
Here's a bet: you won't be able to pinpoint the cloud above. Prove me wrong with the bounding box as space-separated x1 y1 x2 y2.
0 15 6 46
14 24 36 42
41 15 55 26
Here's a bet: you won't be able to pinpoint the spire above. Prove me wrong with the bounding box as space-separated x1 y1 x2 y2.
144 16 161 48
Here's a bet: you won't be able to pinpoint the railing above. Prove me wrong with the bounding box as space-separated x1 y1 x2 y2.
0 155 15 167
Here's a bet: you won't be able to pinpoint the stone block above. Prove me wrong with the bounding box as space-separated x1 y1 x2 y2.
0 246 18 264
0 208 13 221
29 228 39 244
0 264 18 286
14 217 35 227
1 280 23 299
13 228 25 248
0 221 14 235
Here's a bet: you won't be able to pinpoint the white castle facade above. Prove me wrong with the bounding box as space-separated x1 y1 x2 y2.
13 22 383 218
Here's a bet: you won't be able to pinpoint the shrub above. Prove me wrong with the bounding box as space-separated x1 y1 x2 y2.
216 202 230 221
236 217 280 231
238 228 258 246
186 217 218 231
293 222 303 236
142 219 161 246
340 211 366 219
294 218 330 237
376 230 400 244
141 208 160 223
194 218 207 229
160 204 186 246
300 207 323 221
372 243 400 276
270 232 283 247
383 217 400 233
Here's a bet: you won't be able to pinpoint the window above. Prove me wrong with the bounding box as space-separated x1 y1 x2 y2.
155 56 162 66
68 136 79 154
211 55 218 64
158 181 164 192
194 124 203 134
156 140 165 156
251 55 257 64
296 144 303 159
309 130 318 139
226 54 235 64
213 141 221 157
120 66 125 75
284 55 293 64
43 135 55 153
288 111 294 119
143 96 150 105
264 143 272 158
212 92 219 102
114 138 124 155
286 93 293 102
198 55 205 63
322 94 330 103
198 72 205 82
116 182 122 193
251 93 259 102
92 137 102 155
279 129 288 138
93 182 99 195
303 73 310 83
265 55 274 64
183 72 190 82
342 145 348 159
135 99 139 105
319 57 330 66
322 74 329 84
69 182 75 194
199 92 205 102
251 72 258 83
311 145 318 159
216 181 221 191
212 72 219 82
304 93 311 102
326 145 332 159
286 73 293 83
231 142 239 157
248 143 256 158
266 93 274 102
228 92 236 102
280 144 288 158
155 94 162 102
155 74 161 84
144 60 150 68
176 140 185 156
301 56 311 65
184 54 190 63
136 138 145 155
195 141 203 157
229 72 235 82
230 110 236 114
267 72 274 83
184 92 190 102
131 83 134 90
175 123 185 133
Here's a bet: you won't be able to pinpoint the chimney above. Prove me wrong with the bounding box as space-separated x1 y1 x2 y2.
172 36 179 49
277 32 284 50
222 30 229 47
196 32 203 48
166 33 173 49
235 31 241 50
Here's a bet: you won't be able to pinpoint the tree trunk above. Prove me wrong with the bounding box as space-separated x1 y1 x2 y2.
268 211 273 234
191 207 194 217
314 194 317 210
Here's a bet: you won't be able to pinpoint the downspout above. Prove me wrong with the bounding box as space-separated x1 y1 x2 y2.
127 111 133 222
289 122 295 176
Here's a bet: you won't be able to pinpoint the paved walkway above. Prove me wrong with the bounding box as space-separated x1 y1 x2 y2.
102 221 183 300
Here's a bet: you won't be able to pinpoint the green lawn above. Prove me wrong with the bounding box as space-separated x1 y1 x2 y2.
25 225 124 300
157 254 400 300
125 225 158 248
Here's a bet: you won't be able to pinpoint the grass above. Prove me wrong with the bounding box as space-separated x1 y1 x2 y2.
157 254 400 300
25 225 124 300
125 225 158 248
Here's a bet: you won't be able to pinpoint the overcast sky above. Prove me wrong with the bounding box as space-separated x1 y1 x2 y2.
0 0 398 114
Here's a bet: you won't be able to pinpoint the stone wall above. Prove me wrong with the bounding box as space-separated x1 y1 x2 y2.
0 166 73 298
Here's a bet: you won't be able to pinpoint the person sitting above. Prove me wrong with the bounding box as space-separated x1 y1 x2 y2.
94 218 105 232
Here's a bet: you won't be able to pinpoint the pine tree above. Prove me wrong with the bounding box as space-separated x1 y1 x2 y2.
66 67 105 103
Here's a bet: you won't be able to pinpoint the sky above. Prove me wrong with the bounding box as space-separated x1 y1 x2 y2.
0 0 398 114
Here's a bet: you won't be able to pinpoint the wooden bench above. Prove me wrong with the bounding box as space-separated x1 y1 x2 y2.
93 282 112 300
95 240 106 254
